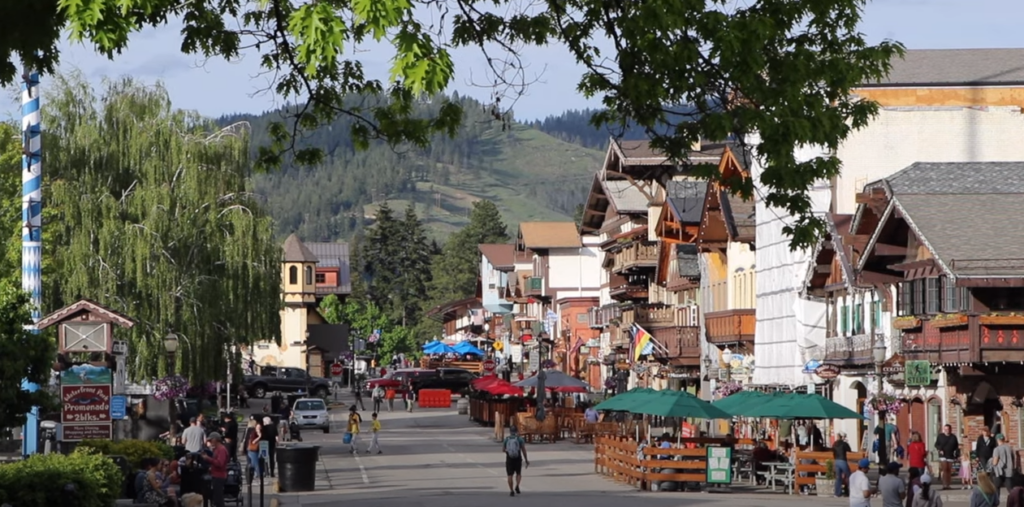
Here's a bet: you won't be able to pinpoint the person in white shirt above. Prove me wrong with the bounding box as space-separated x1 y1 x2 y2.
850 458 878 507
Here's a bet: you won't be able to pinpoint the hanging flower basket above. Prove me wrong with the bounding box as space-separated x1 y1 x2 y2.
892 316 922 330
187 381 218 398
541 359 557 370
931 313 969 329
979 313 1024 326
714 381 743 398
866 393 905 414
152 375 189 401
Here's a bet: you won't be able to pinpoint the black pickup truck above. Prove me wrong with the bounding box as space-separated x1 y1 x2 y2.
243 366 332 398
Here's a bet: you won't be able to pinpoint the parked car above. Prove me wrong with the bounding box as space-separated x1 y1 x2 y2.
290 398 330 433
243 366 332 398
410 368 477 395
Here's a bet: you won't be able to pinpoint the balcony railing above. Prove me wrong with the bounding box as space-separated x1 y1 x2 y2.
651 326 701 364
824 333 875 364
588 305 623 329
705 309 755 345
704 273 756 313
612 243 659 274
623 306 676 329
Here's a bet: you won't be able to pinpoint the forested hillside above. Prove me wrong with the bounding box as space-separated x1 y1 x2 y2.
529 106 700 151
219 94 605 241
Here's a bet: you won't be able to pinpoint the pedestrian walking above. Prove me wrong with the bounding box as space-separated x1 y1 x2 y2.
244 417 262 484
200 432 230 507
850 458 877 507
502 426 529 496
935 424 960 490
971 471 999 507
976 426 998 472
347 406 362 454
181 416 207 454
908 431 929 475
385 387 395 412
879 462 907 507
260 416 278 477
354 383 366 411
990 434 1015 494
366 412 382 454
372 385 385 413
912 473 943 507
404 385 414 412
833 431 853 497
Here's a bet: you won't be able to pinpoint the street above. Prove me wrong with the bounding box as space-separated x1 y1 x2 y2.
263 396 972 507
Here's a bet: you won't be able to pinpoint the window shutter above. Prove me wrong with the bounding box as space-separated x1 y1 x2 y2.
854 303 863 334
874 300 882 329
840 305 849 335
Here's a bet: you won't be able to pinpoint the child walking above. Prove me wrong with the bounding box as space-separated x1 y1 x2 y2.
366 413 382 454
347 406 362 454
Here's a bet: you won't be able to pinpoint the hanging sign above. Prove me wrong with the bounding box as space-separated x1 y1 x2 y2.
814 364 841 379
905 360 932 386
802 359 822 374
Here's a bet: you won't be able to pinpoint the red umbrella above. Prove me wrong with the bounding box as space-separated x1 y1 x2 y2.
472 376 498 388
551 386 589 394
485 384 524 396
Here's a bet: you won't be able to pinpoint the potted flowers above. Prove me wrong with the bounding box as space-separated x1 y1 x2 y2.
892 316 922 330
816 459 836 497
714 381 743 398
931 313 969 328
152 375 189 401
866 393 905 414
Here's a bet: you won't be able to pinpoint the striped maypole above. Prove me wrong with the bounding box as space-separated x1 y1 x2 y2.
21 70 42 457
21 70 42 325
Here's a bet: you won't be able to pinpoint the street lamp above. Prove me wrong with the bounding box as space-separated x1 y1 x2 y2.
304 329 312 393
873 340 888 465
722 346 733 381
163 332 179 442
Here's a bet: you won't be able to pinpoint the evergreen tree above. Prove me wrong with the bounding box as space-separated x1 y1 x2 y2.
393 204 432 327
43 74 281 382
426 201 509 306
573 203 585 228
360 202 403 309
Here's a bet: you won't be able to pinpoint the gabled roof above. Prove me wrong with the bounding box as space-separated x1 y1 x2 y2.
282 233 318 263
305 242 352 294
519 222 582 249
602 180 650 214
666 179 706 224
804 214 862 293
38 299 136 330
862 49 1024 88
479 244 515 270
721 191 755 241
857 162 1024 277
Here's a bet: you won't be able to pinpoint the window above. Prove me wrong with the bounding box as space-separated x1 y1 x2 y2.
853 303 863 334
315 272 326 284
913 279 925 315
898 282 912 316
840 304 849 335
941 277 971 312
304 266 313 285
960 287 971 311
288 265 298 285
926 278 940 314
872 299 882 329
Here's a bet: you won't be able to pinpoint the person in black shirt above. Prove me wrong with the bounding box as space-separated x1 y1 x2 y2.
260 415 278 477
934 424 960 490
976 425 998 471
832 431 852 497
220 413 239 461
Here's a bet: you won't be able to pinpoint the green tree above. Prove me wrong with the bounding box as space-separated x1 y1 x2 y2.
0 282 57 429
2 0 901 248
392 204 432 327
427 200 509 306
0 122 22 287
360 202 403 310
43 73 281 382
573 203 585 228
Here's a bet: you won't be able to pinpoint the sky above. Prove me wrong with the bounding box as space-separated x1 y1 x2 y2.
5 0 1024 122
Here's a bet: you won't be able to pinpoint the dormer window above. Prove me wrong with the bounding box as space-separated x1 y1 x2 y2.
289 265 298 285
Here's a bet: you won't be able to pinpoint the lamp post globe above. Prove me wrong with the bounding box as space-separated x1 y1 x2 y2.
164 333 179 354
873 341 886 365
722 347 733 366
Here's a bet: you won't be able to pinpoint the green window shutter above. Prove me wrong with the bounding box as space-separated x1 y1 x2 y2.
874 301 882 329
840 305 849 335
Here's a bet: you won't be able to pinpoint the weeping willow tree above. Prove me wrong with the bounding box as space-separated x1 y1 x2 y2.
44 73 281 382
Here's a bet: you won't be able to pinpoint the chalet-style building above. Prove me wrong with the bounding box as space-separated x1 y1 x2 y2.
250 234 350 371
696 146 756 383
480 243 515 315
852 161 1024 454
756 48 1024 388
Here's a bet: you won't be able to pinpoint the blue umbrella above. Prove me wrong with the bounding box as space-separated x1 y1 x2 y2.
453 341 484 355
423 341 457 354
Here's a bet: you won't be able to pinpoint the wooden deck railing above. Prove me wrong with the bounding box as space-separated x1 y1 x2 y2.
792 450 867 487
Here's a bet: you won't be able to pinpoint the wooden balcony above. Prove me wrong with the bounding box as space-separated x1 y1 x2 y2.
900 313 1024 363
624 306 676 329
610 283 649 302
588 305 622 329
612 243 659 274
824 333 875 365
705 309 755 345
651 326 701 365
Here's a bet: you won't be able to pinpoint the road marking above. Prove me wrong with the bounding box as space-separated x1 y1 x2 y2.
444 443 500 476
353 453 371 484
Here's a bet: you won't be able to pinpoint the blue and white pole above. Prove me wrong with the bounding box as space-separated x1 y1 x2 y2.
21 70 42 456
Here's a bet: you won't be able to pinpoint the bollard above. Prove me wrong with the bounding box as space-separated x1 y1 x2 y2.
259 456 266 507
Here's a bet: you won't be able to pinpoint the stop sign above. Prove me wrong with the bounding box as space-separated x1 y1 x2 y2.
483 359 496 374
330 361 343 377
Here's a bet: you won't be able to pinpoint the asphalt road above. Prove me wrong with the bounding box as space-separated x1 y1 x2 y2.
245 395 970 507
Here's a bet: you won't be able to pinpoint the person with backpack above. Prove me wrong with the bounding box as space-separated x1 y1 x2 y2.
372 385 385 413
502 426 530 497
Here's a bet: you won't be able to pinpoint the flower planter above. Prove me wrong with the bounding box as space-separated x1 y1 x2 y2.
979 315 1024 326
815 477 835 497
892 317 922 330
931 314 969 328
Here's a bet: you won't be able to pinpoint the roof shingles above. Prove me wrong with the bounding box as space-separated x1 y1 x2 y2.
666 179 706 224
865 49 1024 87
519 222 582 249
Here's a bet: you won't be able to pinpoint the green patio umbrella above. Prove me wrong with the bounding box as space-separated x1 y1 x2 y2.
712 390 767 416
593 387 656 411
742 393 864 420
627 390 732 420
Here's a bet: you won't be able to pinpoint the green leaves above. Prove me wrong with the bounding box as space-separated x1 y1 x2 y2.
0 281 56 430
289 2 348 77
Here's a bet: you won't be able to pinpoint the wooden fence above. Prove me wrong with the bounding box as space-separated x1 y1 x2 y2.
792 450 866 487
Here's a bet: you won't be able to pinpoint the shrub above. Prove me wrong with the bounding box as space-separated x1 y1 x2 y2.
0 448 122 507
79 438 173 469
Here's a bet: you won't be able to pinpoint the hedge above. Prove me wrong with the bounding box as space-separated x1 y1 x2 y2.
0 448 122 507
78 439 174 469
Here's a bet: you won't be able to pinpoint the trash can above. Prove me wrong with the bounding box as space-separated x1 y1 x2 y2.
276 444 320 492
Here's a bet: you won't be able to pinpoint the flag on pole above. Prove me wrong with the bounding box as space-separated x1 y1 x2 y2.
632 323 655 361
